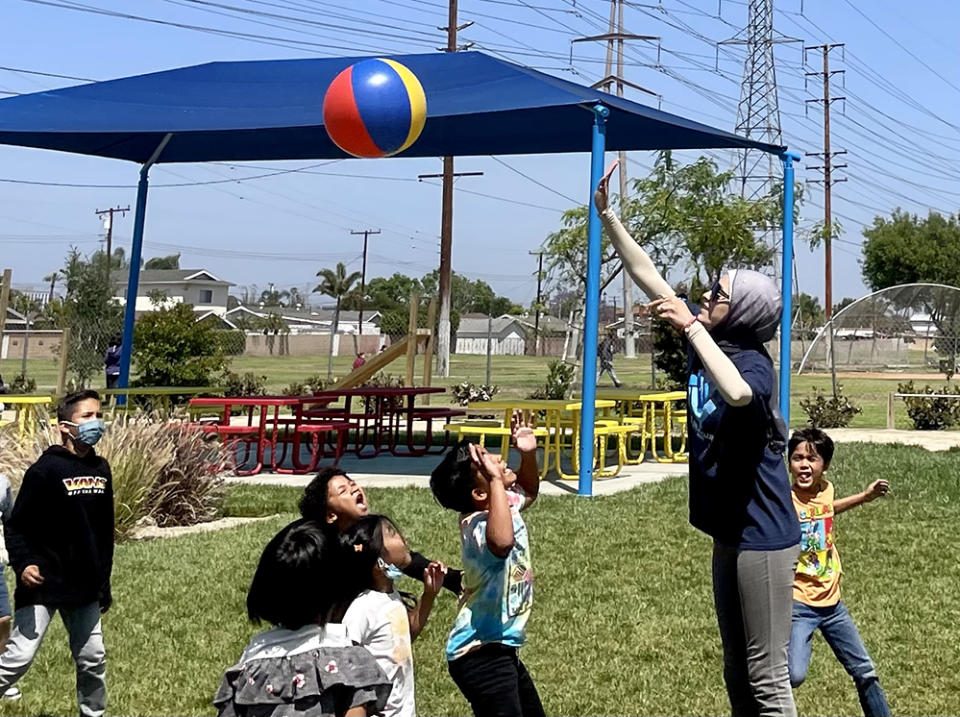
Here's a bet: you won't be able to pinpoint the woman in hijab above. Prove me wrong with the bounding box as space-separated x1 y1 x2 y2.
595 168 800 717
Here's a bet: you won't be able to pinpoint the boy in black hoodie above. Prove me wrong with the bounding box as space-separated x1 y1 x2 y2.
0 389 114 717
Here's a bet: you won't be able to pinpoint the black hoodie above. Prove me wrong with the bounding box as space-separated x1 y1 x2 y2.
6 445 115 609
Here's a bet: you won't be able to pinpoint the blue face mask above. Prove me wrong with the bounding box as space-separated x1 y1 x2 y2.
64 419 106 447
377 558 404 582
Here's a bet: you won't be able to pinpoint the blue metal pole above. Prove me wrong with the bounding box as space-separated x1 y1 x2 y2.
116 168 151 404
116 134 171 405
578 104 609 497
778 151 800 425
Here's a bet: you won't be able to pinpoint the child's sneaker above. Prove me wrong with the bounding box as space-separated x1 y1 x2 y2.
3 686 21 700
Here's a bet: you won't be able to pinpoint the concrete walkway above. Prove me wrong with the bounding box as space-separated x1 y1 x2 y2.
226 427 960 496
226 450 689 496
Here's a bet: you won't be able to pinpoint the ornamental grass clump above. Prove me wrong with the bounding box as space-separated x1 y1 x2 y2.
0 411 231 541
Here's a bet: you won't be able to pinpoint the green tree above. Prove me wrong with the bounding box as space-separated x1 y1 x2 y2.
132 303 228 387
794 292 825 339
862 209 960 372
314 262 361 380
144 253 181 270
366 273 423 310
258 312 289 356
861 210 960 290
61 248 124 387
259 287 290 308
833 297 856 316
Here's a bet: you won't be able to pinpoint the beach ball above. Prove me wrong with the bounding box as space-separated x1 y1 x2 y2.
322 58 427 158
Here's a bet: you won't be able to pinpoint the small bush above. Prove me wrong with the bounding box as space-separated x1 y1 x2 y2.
799 386 862 429
8 374 37 394
220 371 267 397
360 373 405 410
281 373 328 396
897 381 960 430
528 360 575 400
450 382 499 406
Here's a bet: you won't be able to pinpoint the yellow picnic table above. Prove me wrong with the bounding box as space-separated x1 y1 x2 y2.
594 389 688 463
465 398 619 479
0 395 54 437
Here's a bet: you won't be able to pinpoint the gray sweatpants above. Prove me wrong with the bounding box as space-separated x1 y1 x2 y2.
0 602 106 717
713 542 798 717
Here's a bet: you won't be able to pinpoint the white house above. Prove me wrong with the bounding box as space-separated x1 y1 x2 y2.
114 269 233 317
456 315 527 355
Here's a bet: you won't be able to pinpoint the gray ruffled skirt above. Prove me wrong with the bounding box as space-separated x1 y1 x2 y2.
214 645 392 717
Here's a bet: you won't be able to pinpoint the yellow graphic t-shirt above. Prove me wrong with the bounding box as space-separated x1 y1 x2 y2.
792 480 842 607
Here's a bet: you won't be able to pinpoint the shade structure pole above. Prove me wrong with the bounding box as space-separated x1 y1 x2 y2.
117 134 172 403
778 150 800 425
578 104 609 497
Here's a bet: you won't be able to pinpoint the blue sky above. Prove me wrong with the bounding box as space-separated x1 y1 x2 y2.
2 0 958 311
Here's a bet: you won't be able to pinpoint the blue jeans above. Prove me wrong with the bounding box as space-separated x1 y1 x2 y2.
789 600 890 717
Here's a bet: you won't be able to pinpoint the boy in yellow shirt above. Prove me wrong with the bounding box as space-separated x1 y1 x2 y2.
787 428 890 716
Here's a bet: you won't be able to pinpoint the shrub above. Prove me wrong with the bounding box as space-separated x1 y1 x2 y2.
897 381 960 430
8 374 37 394
0 413 231 540
450 382 499 406
220 371 267 397
281 373 328 396
528 360 575 400
132 303 228 388
799 386 862 429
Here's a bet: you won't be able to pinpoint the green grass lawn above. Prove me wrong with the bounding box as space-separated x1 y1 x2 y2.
2 442 957 715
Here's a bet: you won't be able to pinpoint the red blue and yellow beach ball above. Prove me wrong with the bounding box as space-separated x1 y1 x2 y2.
322 59 427 158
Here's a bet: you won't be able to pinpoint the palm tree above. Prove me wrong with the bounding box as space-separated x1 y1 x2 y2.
314 262 361 380
43 271 62 304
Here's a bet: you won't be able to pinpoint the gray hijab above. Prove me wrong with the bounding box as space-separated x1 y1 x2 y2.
711 269 782 354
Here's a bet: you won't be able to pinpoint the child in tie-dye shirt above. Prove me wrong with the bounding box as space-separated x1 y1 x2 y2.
787 428 891 717
430 415 544 717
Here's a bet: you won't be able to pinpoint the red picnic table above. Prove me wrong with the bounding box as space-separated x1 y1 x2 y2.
187 396 352 476
308 386 463 458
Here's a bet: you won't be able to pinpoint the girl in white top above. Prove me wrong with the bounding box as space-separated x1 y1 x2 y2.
341 515 444 717
214 520 392 717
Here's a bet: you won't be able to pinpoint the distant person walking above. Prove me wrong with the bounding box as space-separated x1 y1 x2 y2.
597 331 622 388
104 336 121 389
353 352 367 371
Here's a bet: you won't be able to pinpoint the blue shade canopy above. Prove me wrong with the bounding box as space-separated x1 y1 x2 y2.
0 51 781 163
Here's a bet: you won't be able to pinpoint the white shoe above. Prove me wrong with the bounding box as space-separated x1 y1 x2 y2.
3 686 21 700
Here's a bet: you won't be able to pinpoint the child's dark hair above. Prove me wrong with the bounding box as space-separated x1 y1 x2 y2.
788 428 835 467
430 439 479 513
298 467 349 525
247 520 349 629
340 515 415 609
57 389 101 423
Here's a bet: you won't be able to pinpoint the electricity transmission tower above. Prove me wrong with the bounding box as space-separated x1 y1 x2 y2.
720 0 798 200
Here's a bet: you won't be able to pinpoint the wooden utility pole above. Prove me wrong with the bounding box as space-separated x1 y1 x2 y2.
805 43 846 395
529 250 544 356
0 269 11 355
96 205 129 285
434 0 474 378
573 2 659 361
350 228 380 336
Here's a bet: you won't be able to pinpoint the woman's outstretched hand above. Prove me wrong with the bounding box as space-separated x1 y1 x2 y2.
594 159 619 213
649 296 696 333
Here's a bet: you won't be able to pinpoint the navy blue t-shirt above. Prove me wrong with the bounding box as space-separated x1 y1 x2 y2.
686 348 800 550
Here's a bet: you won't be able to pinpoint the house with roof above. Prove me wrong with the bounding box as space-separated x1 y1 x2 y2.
455 314 528 355
1 307 62 360
113 269 233 317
